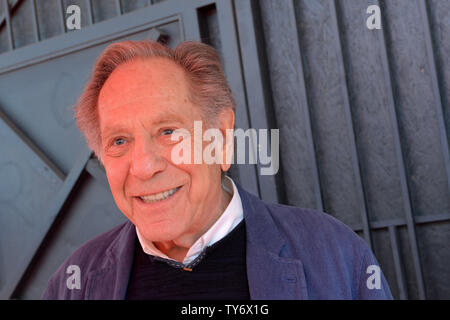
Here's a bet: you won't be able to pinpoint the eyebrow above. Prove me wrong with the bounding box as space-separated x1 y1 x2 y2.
101 111 188 139
101 125 129 142
151 111 186 126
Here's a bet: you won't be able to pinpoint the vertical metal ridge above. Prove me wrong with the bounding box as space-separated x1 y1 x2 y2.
86 0 94 24
215 0 260 198
418 0 450 192
30 0 40 42
181 6 201 41
388 225 408 300
58 0 66 33
331 0 372 248
286 0 324 212
3 0 14 50
233 0 280 203
116 0 122 16
377 0 426 299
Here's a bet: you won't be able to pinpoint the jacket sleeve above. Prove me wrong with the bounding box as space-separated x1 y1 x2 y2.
357 247 393 299
40 259 85 300
41 277 57 300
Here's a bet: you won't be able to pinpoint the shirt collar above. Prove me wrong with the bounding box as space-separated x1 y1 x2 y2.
135 176 244 264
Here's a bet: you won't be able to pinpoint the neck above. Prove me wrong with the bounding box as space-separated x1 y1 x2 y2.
155 184 232 262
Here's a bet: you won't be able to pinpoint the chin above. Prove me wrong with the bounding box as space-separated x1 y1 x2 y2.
138 219 183 242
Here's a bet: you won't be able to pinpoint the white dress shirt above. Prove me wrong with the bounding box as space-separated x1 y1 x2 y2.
135 176 244 265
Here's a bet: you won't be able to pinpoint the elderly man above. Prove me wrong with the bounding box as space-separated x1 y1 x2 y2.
42 40 392 300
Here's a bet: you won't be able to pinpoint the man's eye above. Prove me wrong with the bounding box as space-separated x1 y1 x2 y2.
161 129 174 136
113 138 126 146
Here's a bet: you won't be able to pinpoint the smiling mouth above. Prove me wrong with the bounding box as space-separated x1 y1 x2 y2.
138 186 182 203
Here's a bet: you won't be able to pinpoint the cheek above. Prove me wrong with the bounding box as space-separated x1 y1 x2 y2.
164 141 220 202
188 164 219 199
169 138 220 180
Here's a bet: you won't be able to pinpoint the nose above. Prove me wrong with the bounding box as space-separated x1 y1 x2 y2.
129 137 167 180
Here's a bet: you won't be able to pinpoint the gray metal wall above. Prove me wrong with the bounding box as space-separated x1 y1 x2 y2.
0 0 448 300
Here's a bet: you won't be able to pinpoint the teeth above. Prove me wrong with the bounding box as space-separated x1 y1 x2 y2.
139 187 179 203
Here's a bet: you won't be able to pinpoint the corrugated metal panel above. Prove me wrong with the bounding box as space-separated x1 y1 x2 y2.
257 0 449 299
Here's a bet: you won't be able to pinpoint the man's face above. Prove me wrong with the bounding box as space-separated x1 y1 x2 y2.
97 58 227 244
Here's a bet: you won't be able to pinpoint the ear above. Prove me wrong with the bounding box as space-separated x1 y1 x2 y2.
217 108 234 172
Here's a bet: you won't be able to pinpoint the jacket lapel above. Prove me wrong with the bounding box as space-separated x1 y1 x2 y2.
237 183 308 300
86 221 136 300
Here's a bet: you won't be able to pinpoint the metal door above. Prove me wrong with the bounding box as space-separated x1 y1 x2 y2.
0 0 275 299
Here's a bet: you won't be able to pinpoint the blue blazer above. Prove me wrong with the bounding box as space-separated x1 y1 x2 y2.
42 183 393 299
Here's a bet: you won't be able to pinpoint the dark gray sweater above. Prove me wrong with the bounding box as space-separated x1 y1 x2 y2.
125 220 250 300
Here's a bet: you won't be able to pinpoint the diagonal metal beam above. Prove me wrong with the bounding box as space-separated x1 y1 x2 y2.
2 0 14 50
0 106 68 299
85 157 109 189
0 0 22 29
8 147 92 298
0 108 65 180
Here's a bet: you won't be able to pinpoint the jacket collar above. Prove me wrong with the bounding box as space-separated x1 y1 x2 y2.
88 182 307 299
86 221 136 299
237 182 285 254
236 182 308 300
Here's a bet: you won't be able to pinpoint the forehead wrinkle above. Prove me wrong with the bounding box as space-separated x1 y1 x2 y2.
99 92 192 123
100 57 190 100
98 61 191 115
